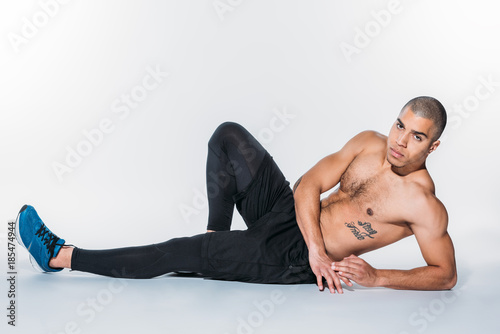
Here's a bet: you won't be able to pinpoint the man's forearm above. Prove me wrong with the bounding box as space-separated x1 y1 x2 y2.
293 180 325 254
376 266 457 290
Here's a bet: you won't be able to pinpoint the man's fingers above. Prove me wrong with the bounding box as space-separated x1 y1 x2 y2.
316 274 324 291
331 273 344 294
332 263 358 285
332 258 364 272
343 255 364 266
316 272 344 294
331 264 357 274
324 275 336 294
338 271 356 282
333 259 362 269
339 275 353 287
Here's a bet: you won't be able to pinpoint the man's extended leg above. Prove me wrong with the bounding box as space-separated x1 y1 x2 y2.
69 236 205 278
16 204 206 278
49 239 205 279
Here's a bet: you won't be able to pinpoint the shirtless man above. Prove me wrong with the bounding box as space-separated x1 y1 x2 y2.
15 96 456 293
294 96 456 293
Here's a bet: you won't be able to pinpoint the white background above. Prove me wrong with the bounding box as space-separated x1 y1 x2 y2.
1 1 499 333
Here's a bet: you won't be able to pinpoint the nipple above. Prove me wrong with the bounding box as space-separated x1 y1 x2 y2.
367 208 373 216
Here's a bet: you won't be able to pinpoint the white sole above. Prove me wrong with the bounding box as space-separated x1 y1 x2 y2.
14 209 26 249
15 206 47 273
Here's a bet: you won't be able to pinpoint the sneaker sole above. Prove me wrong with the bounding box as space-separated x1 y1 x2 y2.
14 205 28 249
15 205 46 273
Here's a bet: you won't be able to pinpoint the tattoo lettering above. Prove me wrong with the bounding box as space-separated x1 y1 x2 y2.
358 221 377 235
344 221 378 240
293 176 303 194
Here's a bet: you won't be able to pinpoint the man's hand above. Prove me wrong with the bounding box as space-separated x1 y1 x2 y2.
309 251 352 293
332 254 379 287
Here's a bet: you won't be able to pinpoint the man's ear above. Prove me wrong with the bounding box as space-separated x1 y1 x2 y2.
428 140 440 154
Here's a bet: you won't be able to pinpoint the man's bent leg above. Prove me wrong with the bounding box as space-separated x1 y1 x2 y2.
206 122 267 231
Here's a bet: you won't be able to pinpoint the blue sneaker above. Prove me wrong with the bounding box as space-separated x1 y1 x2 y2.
15 205 65 272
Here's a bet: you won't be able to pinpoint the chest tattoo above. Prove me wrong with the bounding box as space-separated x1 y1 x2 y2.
344 221 378 240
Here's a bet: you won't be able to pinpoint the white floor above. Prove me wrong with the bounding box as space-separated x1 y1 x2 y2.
3 249 499 334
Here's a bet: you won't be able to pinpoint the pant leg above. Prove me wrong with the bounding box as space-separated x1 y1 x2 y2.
202 123 313 283
70 234 205 279
206 122 268 231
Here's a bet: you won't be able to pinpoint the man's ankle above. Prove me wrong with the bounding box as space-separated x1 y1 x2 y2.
49 246 74 269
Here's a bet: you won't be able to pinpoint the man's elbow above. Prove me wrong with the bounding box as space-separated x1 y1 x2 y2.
441 270 458 290
293 178 319 200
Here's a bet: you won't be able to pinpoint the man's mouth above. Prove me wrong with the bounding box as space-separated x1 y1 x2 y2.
390 147 404 158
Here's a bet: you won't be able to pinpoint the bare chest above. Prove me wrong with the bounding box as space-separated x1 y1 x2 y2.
338 156 397 216
319 155 416 258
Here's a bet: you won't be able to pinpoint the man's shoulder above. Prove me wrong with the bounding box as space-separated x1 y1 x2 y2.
406 176 447 229
355 130 387 142
347 130 387 152
408 168 436 194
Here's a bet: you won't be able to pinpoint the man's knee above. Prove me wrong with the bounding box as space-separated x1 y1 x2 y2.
208 121 248 150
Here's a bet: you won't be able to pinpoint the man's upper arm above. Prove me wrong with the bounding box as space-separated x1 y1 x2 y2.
410 197 457 286
294 131 375 194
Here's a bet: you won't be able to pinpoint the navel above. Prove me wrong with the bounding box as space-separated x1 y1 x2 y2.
367 208 373 216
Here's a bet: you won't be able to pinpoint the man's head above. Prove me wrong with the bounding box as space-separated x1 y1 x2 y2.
386 96 447 173
402 96 447 141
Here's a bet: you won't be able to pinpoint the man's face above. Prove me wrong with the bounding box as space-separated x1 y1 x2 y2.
386 108 440 171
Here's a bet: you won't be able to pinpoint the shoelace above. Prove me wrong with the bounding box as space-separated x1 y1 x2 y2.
35 224 61 257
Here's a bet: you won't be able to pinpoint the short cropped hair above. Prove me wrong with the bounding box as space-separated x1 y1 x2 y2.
402 96 447 141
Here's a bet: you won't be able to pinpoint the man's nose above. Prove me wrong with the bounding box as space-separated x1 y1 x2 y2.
396 132 408 147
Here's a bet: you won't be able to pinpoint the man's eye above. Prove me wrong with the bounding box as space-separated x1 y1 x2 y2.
414 135 421 141
396 123 403 129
